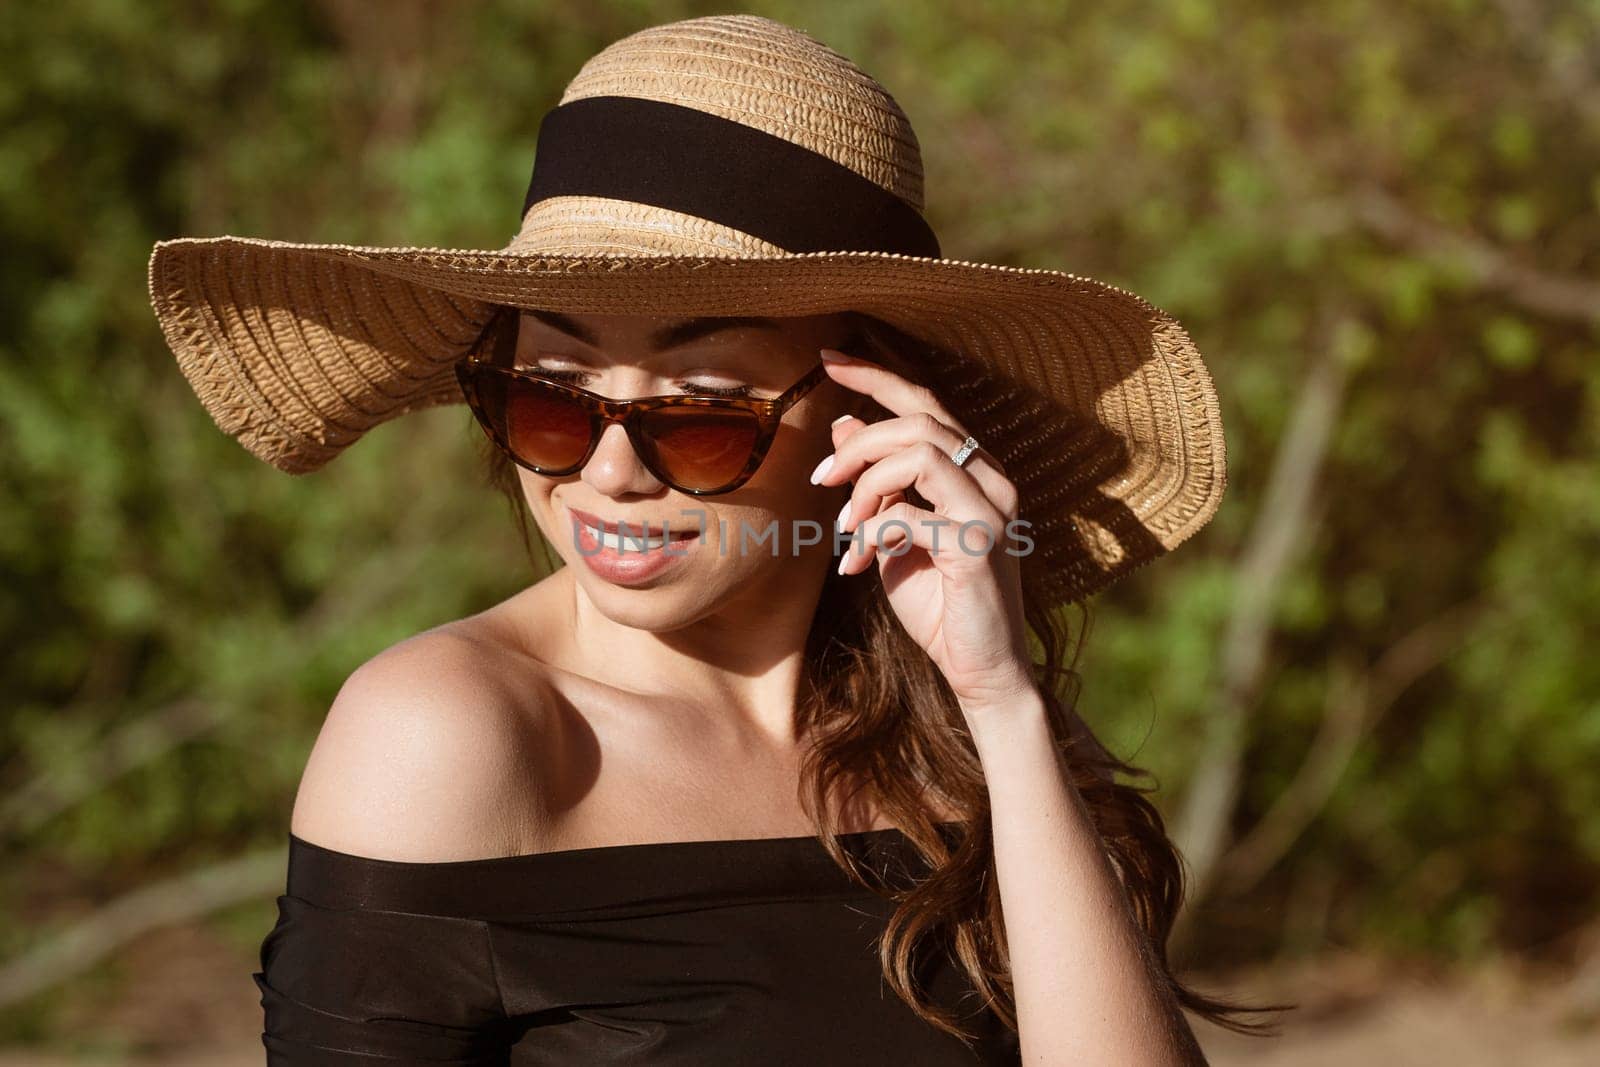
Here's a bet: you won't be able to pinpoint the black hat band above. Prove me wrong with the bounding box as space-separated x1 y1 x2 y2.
521 95 942 259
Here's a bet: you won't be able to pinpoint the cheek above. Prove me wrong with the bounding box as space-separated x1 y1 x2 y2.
517 470 564 532
517 468 554 504
763 414 838 485
698 423 845 546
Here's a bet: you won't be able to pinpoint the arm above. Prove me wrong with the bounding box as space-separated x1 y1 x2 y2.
963 684 1207 1065
813 353 1207 1064
263 626 551 1064
291 625 550 861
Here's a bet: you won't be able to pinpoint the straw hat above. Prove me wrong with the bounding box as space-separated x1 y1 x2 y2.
145 13 1226 606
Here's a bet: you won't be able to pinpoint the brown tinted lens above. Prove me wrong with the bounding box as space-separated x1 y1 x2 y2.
637 407 762 490
485 373 593 470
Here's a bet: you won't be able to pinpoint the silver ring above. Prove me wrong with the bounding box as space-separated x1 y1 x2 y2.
950 434 980 469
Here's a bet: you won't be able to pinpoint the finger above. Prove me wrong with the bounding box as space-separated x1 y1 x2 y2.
818 350 970 433
835 489 905 544
820 414 910 541
828 412 870 451
819 355 1008 480
839 500 1008 576
837 440 1007 544
838 500 942 576
816 411 1013 512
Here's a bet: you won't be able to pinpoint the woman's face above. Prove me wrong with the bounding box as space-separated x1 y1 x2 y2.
512 309 862 629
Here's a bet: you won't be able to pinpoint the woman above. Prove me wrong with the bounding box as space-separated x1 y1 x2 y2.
148 13 1288 1064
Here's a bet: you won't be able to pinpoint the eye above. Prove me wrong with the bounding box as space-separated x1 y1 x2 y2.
519 365 759 399
525 366 589 385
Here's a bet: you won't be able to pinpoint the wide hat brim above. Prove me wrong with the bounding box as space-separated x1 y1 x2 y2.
147 235 1226 605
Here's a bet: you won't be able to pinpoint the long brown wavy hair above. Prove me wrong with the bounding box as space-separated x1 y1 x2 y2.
471 307 1293 1045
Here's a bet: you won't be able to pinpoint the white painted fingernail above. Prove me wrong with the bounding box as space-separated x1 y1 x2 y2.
809 454 835 485
835 499 852 532
831 413 853 426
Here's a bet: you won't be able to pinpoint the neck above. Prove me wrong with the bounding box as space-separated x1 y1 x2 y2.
551 556 833 747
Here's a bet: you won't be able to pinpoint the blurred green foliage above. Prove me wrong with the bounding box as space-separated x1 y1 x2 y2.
1 0 1596 1040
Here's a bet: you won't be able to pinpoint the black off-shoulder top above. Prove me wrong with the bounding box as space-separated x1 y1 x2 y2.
254 823 1021 1065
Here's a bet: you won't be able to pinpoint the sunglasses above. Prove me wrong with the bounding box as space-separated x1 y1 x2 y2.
455 307 842 495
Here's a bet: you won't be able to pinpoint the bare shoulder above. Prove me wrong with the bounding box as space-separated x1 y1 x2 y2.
289 617 558 862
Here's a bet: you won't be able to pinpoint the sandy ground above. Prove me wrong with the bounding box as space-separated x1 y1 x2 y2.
0 924 1596 1065
1191 950 1600 1066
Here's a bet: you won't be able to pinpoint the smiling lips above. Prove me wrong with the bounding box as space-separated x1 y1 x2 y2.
565 504 700 586
566 506 700 551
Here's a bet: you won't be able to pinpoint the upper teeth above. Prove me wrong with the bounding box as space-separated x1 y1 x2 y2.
582 521 674 551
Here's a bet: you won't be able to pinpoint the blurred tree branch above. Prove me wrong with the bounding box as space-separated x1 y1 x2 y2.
0 503 465 1002
1 469 449 843
1248 57 1598 326
1492 0 1600 132
0 846 285 1009
1214 593 1498 897
0 700 222 839
1170 298 1353 942
1342 186 1600 325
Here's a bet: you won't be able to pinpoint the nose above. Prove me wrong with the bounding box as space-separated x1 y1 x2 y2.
580 420 663 497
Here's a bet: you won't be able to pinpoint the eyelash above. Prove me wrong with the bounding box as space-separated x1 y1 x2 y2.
527 366 757 398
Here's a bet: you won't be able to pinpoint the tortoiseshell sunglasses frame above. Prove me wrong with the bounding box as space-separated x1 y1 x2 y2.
454 306 836 496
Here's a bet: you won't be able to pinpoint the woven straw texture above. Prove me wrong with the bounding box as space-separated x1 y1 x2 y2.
145 13 1227 606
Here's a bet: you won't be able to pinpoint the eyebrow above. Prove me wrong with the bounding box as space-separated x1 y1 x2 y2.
525 310 785 352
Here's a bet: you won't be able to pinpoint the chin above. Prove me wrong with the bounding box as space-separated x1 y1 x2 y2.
566 555 732 631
